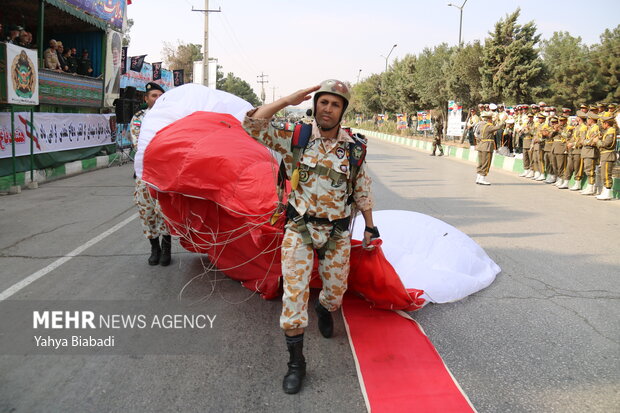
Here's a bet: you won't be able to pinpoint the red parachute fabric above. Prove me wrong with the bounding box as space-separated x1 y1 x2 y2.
142 111 285 299
349 240 425 311
142 111 425 309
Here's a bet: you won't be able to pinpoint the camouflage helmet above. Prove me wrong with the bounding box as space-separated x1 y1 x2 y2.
313 79 351 121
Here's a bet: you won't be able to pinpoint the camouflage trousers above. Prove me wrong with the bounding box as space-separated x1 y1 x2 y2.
280 221 350 331
134 178 169 239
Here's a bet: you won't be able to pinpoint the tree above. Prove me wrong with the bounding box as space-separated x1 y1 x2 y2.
218 72 261 107
414 43 454 113
592 25 620 102
349 74 383 117
541 32 601 109
447 41 484 110
380 54 419 114
161 42 203 83
122 19 134 47
480 8 545 104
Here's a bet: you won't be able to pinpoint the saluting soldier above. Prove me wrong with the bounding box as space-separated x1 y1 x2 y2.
596 115 617 200
580 112 601 195
244 80 377 394
475 112 505 185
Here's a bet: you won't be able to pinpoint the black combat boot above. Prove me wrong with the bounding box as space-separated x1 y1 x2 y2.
283 334 306 394
160 235 172 266
315 300 333 338
148 237 161 266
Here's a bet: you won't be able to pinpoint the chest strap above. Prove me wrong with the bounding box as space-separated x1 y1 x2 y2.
300 163 347 186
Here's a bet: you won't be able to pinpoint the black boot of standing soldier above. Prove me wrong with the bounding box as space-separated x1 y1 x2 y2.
315 300 333 338
160 235 172 266
148 237 161 265
283 333 306 394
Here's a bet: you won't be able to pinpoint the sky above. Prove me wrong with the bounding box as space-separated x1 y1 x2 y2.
127 0 619 104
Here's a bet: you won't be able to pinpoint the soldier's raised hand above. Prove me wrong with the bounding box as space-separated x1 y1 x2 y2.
284 85 321 107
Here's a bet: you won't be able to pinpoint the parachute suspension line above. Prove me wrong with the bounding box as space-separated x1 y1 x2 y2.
162 200 284 305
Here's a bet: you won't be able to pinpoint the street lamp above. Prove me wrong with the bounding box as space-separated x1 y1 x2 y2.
381 44 398 72
379 44 397 115
447 0 468 47
357 69 362 83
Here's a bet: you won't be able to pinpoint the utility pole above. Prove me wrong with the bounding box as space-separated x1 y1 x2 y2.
257 72 269 104
271 86 277 103
192 1 221 87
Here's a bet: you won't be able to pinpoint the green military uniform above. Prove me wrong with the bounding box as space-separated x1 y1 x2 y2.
519 114 535 177
596 116 617 200
552 117 571 187
531 114 547 181
580 113 601 195
475 113 504 185
566 113 588 191
543 117 557 183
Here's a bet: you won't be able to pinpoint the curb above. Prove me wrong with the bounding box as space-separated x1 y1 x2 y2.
0 154 122 194
354 128 620 200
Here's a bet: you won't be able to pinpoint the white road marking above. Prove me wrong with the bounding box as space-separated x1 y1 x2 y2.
0 214 138 301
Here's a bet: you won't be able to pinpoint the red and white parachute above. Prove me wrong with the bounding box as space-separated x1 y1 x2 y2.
135 84 500 309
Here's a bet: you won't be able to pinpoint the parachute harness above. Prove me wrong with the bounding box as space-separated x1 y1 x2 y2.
285 123 367 259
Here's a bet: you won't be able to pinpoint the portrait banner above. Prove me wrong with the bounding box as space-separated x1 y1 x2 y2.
417 112 431 131
104 29 122 107
0 112 115 159
6 43 39 105
447 100 464 137
396 113 408 130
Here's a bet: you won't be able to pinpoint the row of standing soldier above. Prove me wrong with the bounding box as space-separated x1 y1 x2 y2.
463 102 617 200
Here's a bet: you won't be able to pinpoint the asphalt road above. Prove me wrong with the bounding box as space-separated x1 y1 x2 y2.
0 137 618 413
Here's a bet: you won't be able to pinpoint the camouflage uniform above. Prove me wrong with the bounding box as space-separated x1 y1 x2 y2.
243 113 373 331
131 109 169 239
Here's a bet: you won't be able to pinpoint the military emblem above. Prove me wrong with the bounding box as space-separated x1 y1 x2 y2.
352 144 363 161
12 50 36 99
336 147 345 159
299 170 309 183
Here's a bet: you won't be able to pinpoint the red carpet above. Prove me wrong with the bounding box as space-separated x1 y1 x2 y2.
342 294 476 413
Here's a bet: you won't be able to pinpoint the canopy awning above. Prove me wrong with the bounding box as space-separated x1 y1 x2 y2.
44 0 108 31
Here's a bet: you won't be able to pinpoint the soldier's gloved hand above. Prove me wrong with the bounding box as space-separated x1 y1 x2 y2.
362 226 380 250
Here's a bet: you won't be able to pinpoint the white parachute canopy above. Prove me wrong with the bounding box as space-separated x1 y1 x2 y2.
134 84 255 179
351 210 500 303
